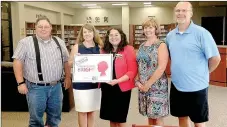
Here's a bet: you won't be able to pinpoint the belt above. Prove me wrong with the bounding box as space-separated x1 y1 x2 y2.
28 80 60 86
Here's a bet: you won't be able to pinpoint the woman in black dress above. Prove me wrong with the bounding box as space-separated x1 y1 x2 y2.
100 28 138 127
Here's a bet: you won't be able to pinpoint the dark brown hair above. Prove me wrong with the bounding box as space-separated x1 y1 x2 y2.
103 28 128 53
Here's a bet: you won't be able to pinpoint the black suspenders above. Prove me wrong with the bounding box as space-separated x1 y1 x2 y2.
32 36 64 81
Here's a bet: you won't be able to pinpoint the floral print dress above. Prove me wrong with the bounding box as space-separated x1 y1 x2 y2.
136 41 169 119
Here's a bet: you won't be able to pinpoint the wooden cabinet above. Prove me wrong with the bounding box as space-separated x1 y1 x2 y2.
210 47 227 87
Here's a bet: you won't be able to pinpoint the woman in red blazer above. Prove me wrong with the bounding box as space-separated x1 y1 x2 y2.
99 28 138 127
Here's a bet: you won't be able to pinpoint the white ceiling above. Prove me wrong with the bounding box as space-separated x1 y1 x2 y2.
60 1 227 9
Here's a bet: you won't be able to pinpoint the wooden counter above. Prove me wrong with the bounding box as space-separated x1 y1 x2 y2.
209 47 227 87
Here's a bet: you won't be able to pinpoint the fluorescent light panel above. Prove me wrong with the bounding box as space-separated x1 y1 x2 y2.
87 6 101 8
82 4 97 6
144 2 152 5
112 3 128 6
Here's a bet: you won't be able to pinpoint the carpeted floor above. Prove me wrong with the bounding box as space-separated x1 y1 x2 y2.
2 84 227 127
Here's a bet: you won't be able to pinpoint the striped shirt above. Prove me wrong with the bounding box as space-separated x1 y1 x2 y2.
12 35 69 83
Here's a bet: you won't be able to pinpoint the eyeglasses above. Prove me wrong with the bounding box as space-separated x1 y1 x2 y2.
37 26 51 30
175 9 191 13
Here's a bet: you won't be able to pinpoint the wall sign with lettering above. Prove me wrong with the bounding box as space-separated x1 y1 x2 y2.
36 14 47 19
86 16 109 24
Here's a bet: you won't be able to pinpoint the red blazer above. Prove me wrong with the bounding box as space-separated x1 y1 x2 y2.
101 45 138 92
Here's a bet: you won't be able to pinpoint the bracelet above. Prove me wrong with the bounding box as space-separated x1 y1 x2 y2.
18 81 25 86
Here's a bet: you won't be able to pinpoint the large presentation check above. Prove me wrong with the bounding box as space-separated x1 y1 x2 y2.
72 54 113 82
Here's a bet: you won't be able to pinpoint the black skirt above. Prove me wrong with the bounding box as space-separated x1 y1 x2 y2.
100 83 131 123
100 52 132 123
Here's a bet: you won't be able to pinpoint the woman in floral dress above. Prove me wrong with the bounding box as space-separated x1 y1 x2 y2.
135 18 169 126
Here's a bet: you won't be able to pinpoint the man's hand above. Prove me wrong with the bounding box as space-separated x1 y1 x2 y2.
18 84 28 94
64 78 71 90
106 79 119 86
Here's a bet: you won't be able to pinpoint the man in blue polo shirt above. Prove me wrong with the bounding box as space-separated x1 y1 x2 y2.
166 2 221 127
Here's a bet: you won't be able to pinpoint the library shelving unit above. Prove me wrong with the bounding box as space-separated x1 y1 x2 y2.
25 22 62 39
51 24 62 38
129 23 176 49
63 24 122 52
64 25 78 52
25 22 35 37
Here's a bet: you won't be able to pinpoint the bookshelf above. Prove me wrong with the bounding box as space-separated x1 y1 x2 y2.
64 25 77 51
52 24 62 38
71 24 121 43
62 25 121 52
130 23 176 49
95 26 111 41
133 25 146 49
25 22 62 39
25 22 35 36
159 24 170 40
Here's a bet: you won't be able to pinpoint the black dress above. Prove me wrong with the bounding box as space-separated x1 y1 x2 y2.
100 52 132 123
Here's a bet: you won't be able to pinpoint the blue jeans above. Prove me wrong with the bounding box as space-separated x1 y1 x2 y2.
26 81 63 127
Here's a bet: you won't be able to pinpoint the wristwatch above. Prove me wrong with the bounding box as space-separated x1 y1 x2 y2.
18 81 25 86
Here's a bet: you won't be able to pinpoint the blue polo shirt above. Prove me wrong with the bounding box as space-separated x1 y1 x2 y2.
166 21 220 92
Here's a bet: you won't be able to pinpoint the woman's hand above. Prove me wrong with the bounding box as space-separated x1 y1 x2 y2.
140 83 151 92
135 81 144 91
106 79 119 86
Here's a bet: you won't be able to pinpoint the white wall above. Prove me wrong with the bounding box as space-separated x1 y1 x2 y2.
122 6 130 42
130 7 174 25
73 8 122 25
24 5 59 24
21 2 75 15
11 2 25 50
130 6 226 25
11 2 75 50
64 14 73 25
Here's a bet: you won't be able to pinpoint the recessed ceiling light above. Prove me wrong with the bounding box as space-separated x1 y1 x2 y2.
144 2 152 5
112 3 128 6
82 4 97 7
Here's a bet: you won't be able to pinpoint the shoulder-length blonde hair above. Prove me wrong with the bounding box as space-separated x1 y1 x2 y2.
142 18 161 36
76 24 103 47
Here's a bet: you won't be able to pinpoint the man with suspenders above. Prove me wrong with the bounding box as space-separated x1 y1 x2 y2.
12 17 71 127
